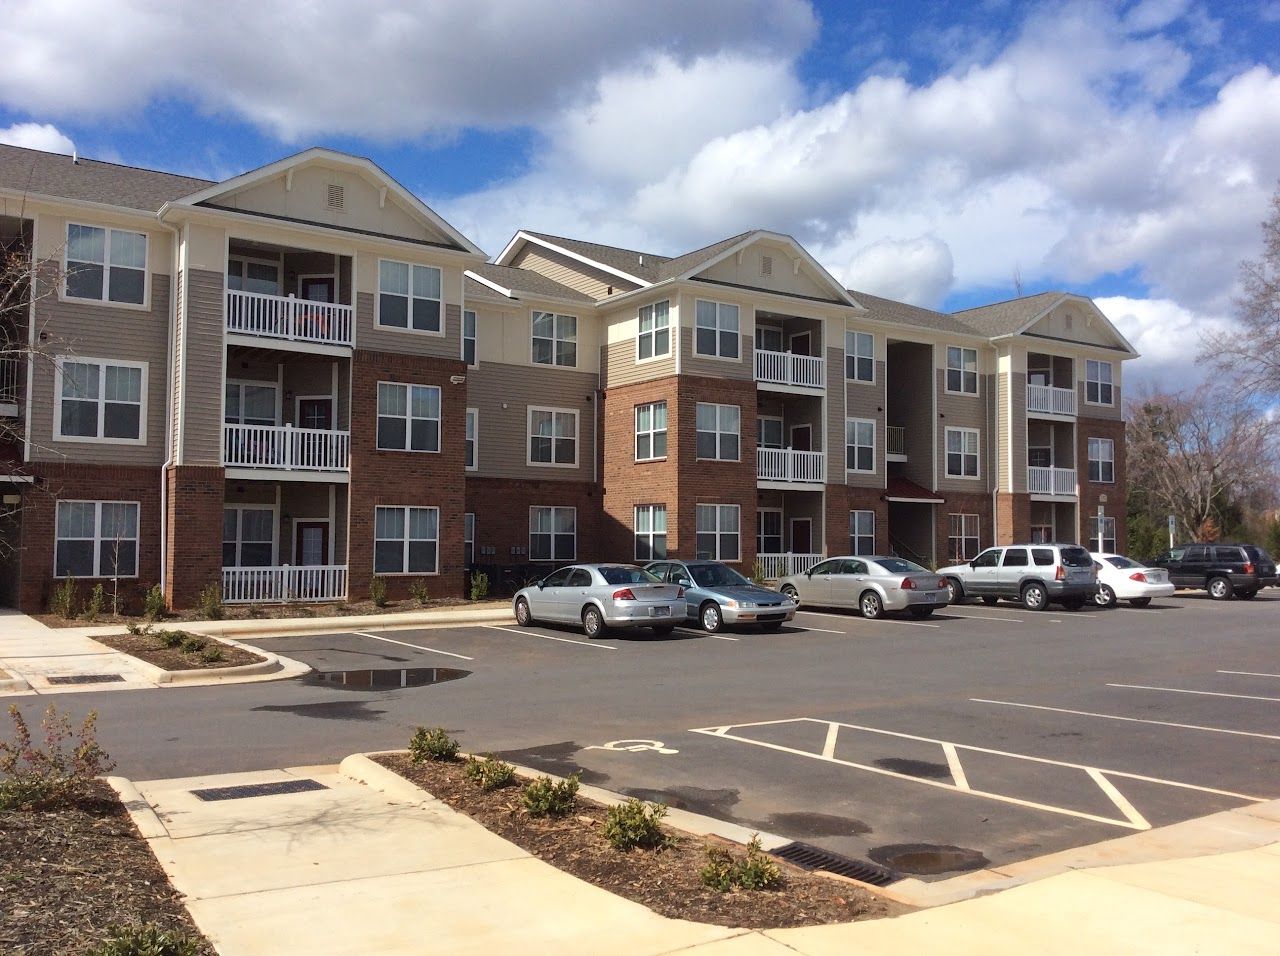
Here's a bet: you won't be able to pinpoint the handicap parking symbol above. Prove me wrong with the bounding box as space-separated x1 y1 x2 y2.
585 739 680 755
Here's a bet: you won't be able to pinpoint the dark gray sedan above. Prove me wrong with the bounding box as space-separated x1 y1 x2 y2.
645 560 796 632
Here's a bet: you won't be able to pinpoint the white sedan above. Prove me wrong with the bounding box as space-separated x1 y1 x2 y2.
1090 552 1176 608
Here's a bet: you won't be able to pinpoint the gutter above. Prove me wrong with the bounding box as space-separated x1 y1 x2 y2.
156 212 181 598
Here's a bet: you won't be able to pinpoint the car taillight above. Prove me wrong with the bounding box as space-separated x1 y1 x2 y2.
1243 562 1254 574
937 578 947 590
900 578 917 590
1129 572 1147 583
1055 565 1066 580
612 588 636 601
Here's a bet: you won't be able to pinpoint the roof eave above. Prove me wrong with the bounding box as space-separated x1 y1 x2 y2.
497 230 653 288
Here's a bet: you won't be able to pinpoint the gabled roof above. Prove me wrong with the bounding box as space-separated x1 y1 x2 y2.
849 290 981 337
465 263 594 304
951 291 1064 337
502 230 662 286
0 143 213 212
653 231 754 280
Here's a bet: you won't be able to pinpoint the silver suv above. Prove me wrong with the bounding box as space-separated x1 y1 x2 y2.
938 543 1098 611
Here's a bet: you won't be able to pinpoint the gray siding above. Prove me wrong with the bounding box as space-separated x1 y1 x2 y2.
1079 380 1123 420
357 293 463 359
601 339 676 388
825 346 845 486
844 360 886 489
181 269 226 465
936 369 993 494
680 327 752 380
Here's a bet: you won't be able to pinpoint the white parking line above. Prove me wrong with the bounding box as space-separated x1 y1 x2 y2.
1220 670 1280 679
1108 682 1280 703
945 612 1027 623
482 624 615 650
972 697 1280 741
707 634 740 642
350 631 474 661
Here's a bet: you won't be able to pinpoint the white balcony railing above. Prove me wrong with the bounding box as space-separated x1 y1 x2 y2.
0 356 19 407
1026 384 1077 417
223 423 350 471
226 290 354 347
886 425 906 457
223 565 348 604
754 349 825 389
756 553 823 579
1028 466 1077 496
757 447 826 483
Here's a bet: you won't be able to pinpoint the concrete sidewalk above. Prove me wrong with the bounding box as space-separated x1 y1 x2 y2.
114 757 1280 956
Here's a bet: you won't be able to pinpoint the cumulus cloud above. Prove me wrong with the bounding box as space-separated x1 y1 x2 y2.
842 236 956 308
1094 295 1235 392
0 122 75 155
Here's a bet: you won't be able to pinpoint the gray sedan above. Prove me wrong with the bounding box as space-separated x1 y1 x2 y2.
645 560 796 633
514 564 685 638
777 556 949 619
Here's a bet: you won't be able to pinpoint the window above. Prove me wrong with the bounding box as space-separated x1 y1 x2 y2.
377 383 440 452
757 417 784 449
948 514 980 562
695 300 740 358
1002 548 1028 567
222 508 274 567
634 504 668 560
755 325 783 353
465 409 478 470
849 510 875 555
696 504 740 561
374 506 439 574
947 346 978 394
946 427 980 478
845 331 874 382
1086 360 1114 405
637 301 671 360
224 382 277 425
1088 437 1114 483
1032 547 1055 565
463 310 477 366
635 402 667 460
971 548 1000 568
532 311 577 367
464 513 475 566
530 506 576 561
65 224 147 305
696 403 740 461
757 510 783 554
1092 515 1117 553
528 407 578 466
55 357 146 443
55 500 138 578
845 418 875 473
227 257 280 296
378 259 442 333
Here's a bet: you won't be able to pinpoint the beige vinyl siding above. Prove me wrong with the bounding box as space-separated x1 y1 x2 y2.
601 339 676 388
179 269 226 465
825 345 845 486
935 368 993 494
357 290 464 360
680 326 752 380
844 360 885 489
1079 380 1123 420
696 248 835 301
465 362 599 481
171 268 184 454
510 245 637 299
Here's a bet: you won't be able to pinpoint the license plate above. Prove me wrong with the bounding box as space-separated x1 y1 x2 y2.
649 606 670 617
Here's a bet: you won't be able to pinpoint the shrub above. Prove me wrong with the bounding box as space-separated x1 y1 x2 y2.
85 583 105 622
51 577 79 619
603 798 672 851
124 621 151 637
90 923 202 956
370 576 388 607
179 635 207 655
156 630 184 649
408 578 429 606
523 772 580 817
197 582 223 621
700 835 782 891
470 571 490 602
200 645 225 664
408 726 459 763
463 754 517 791
144 584 167 621
751 560 767 585
0 704 116 811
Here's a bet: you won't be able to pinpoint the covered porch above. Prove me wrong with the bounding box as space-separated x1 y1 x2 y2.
755 489 823 579
885 476 943 569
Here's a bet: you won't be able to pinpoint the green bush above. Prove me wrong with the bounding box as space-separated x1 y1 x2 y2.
90 923 202 956
144 584 167 622
463 754 517 791
603 798 672 851
51 577 79 619
156 629 184 649
370 576 388 607
125 621 151 637
200 645 225 664
523 772 580 817
179 635 207 654
700 835 782 891
197 582 223 621
0 704 116 811
469 571 490 601
751 560 767 585
408 578 429 606
408 726 459 763
85 583 105 623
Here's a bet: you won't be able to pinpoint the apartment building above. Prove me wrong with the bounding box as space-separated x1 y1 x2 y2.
0 143 1137 612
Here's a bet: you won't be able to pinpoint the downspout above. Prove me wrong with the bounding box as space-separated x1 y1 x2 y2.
989 348 998 546
157 213 181 598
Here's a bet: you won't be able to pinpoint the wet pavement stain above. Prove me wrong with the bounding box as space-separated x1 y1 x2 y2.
621 786 741 817
869 843 989 875
493 741 612 786
873 757 952 779
302 667 470 691
252 700 388 721
763 811 871 837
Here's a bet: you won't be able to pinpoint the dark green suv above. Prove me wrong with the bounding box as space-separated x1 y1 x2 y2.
1151 543 1278 600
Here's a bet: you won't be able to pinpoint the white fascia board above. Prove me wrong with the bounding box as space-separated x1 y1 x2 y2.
496 231 652 288
677 230 859 308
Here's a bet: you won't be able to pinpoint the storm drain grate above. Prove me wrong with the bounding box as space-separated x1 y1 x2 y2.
47 674 125 685
191 779 329 802
770 842 900 887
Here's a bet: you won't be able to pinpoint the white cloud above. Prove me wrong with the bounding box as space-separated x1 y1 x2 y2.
1094 295 1235 392
842 235 955 308
0 122 75 155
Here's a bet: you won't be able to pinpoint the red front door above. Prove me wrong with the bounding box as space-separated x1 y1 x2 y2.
791 425 812 451
791 519 812 554
300 276 336 303
295 522 329 567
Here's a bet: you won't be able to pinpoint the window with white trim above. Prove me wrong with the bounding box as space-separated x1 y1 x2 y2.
532 311 577 367
374 506 439 574
696 403 740 460
377 383 440 452
948 513 980 562
634 504 668 560
1088 437 1114 483
528 407 578 466
1086 360 1114 405
757 417 784 449
378 259 442 333
224 381 277 425
945 427 980 478
464 513 475 566
55 500 139 578
849 510 875 555
56 357 146 442
463 310 477 366
845 418 875 473
694 300 740 358
222 507 275 567
757 510 783 554
635 402 667 460
946 346 978 394
465 408 478 470
845 331 874 382
637 301 670 361
755 325 784 353
530 506 576 561
227 257 280 296
1092 515 1117 553
66 224 147 305
696 504 740 561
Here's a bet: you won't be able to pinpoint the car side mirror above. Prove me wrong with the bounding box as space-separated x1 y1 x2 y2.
969 561 976 568
677 577 692 588
805 569 813 577
537 581 545 590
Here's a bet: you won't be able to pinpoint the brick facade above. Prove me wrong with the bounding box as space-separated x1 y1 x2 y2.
165 464 225 609
995 491 1030 547
601 376 680 560
466 476 603 567
825 484 890 556
1078 416 1128 552
944 490 998 563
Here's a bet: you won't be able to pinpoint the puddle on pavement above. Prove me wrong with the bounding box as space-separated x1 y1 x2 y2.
873 757 952 779
303 667 471 691
869 843 989 875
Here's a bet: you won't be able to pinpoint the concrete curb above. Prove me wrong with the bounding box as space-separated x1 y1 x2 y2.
104 774 168 841
182 606 515 639
339 751 443 806
92 632 312 687
0 675 32 693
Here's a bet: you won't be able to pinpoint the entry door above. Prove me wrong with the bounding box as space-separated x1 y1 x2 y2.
295 522 329 567
790 425 812 452
790 518 812 554
300 276 336 303
298 398 333 431
789 331 812 356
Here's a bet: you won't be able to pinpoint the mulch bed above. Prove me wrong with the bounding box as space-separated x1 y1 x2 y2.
0 780 213 955
379 753 904 930
36 597 502 629
95 632 264 672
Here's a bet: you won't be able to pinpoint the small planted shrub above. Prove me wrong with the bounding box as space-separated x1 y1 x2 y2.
197 582 223 621
523 772 580 818
408 726 459 763
408 578 429 606
700 835 782 891
200 645 225 664
0 704 116 811
463 754 517 791
179 635 207 655
370 576 388 608
469 571 490 602
90 923 202 956
85 583 105 623
751 560 767 585
144 584 167 622
51 577 79 619
156 629 184 649
603 798 673 851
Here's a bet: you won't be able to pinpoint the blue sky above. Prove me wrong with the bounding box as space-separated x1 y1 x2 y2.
2 0 1278 387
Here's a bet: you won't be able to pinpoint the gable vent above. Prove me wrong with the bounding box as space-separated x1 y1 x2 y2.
327 183 345 211
761 255 773 277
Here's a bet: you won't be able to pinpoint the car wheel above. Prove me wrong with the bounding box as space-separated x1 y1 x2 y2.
700 602 724 633
945 577 965 604
582 606 605 638
1237 588 1259 600
651 625 675 636
761 621 783 632
781 584 800 607
1062 598 1086 611
909 606 934 619
859 590 885 620
1021 582 1048 611
1208 576 1232 600
1094 584 1117 608
1129 598 1152 608
515 597 533 626
981 596 998 606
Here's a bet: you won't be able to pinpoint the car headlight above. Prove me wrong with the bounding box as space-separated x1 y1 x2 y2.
738 600 757 608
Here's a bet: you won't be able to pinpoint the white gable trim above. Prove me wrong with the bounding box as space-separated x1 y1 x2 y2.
677 231 862 309
465 270 516 299
495 231 651 288
997 293 1138 356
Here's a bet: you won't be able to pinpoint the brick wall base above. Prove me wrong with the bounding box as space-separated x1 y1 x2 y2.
941 490 997 563
995 491 1030 548
466 475 603 566
1078 417 1128 552
825 485 890 556
166 465 225 610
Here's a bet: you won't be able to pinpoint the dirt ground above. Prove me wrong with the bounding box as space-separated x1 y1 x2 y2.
95 632 264 671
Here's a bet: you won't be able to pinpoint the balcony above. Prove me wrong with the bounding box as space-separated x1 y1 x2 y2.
0 356 18 414
886 425 906 459
1028 466 1077 496
1026 383 1076 418
754 349 824 390
756 552 822 580
226 290 354 348
223 565 348 604
223 424 350 473
757 448 825 484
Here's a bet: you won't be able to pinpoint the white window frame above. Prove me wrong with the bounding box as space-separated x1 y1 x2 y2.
694 299 741 360
945 426 980 479
849 510 875 555
222 505 278 568
634 401 667 462
755 324 784 353
530 505 576 562
634 504 668 561
376 258 444 335
1088 437 1114 483
946 346 979 395
464 512 476 566
948 513 980 562
376 382 441 453
53 356 148 445
1085 359 1114 406
696 503 741 562
636 300 671 363
1092 515 1117 553
845 330 875 383
463 309 478 367
757 415 784 449
845 417 876 474
527 406 579 468
695 402 741 462
465 408 478 471
54 500 140 579
373 505 440 576
531 311 578 368
224 379 279 426
227 254 282 296
63 223 149 309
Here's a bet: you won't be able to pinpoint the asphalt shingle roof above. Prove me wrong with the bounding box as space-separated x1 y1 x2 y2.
522 230 668 284
0 143 213 212
847 290 982 337
951 291 1064 337
466 262 595 303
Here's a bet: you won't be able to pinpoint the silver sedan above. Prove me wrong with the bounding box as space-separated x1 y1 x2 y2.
777 556 949 619
513 564 685 638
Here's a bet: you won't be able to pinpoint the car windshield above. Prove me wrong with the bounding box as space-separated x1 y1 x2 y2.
1106 555 1142 569
875 558 927 574
689 564 751 588
599 566 660 585
1060 547 1093 567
